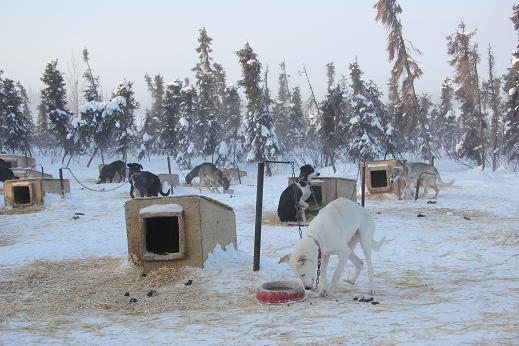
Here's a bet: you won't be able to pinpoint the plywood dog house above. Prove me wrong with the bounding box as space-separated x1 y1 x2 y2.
0 154 36 169
125 195 237 271
362 160 402 195
288 176 357 212
3 178 71 208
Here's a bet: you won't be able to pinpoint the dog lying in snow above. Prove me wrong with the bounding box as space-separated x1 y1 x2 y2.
389 162 454 199
97 160 126 183
130 171 170 198
277 164 320 223
279 198 384 297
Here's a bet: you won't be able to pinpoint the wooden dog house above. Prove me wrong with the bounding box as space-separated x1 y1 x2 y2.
125 195 237 271
0 154 36 169
287 176 357 212
12 168 53 180
3 178 71 208
158 174 180 187
362 160 402 195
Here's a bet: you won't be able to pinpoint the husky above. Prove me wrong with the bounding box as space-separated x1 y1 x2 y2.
279 198 384 297
199 163 230 193
277 164 320 223
98 160 126 183
129 171 170 198
389 162 454 199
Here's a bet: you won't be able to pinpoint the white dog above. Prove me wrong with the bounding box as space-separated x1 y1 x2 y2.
279 198 384 297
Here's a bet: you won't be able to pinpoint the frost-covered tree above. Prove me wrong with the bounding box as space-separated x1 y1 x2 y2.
273 61 291 153
503 4 519 167
347 62 384 161
38 59 74 157
236 43 278 171
176 83 197 169
192 27 220 159
215 84 242 166
375 0 433 163
82 48 100 102
286 86 305 152
320 83 347 172
431 77 458 155
139 73 164 158
0 78 32 153
447 22 485 167
481 45 503 171
111 80 139 161
161 80 183 157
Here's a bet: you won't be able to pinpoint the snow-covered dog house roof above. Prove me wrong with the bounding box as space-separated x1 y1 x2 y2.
125 195 237 271
3 178 70 208
362 159 402 195
0 154 36 169
287 176 357 212
12 168 53 180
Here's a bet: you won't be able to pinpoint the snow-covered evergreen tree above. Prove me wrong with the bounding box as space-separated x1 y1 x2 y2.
82 48 101 102
320 83 347 172
0 78 32 153
447 22 485 166
139 73 164 158
161 80 183 157
286 86 305 152
111 80 139 161
176 83 197 169
215 84 242 166
38 60 74 155
237 43 279 168
431 77 458 155
273 61 291 154
192 27 220 159
503 4 519 166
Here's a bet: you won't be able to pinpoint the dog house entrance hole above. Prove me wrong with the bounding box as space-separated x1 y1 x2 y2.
13 185 31 205
144 217 181 256
370 170 388 188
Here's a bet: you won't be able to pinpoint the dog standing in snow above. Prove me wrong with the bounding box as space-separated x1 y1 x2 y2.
389 162 454 199
279 198 384 297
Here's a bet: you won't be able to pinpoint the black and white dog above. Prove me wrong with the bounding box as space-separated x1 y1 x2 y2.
129 171 170 198
127 163 143 198
0 167 18 182
277 164 320 223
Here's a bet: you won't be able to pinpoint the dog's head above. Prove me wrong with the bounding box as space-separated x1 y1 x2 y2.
389 167 403 184
299 164 320 182
279 241 319 290
127 163 143 177
221 176 230 191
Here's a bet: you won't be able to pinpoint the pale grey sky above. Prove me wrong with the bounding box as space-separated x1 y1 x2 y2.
1 0 517 120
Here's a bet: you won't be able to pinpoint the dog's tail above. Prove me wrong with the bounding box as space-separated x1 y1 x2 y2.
159 187 171 196
185 164 200 184
437 178 454 187
372 235 385 251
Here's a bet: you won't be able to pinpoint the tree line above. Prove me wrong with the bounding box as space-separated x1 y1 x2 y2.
1 0 518 171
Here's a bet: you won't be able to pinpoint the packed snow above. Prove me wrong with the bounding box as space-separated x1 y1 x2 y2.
0 155 518 344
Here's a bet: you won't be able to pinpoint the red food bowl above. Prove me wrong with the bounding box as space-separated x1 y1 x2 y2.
256 281 306 304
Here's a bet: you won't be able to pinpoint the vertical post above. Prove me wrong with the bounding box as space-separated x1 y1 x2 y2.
167 156 174 194
41 165 44 177
361 162 366 207
253 161 265 271
167 156 172 175
59 168 65 198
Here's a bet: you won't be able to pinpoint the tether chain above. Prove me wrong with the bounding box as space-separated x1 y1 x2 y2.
290 161 303 239
60 167 129 192
315 260 321 289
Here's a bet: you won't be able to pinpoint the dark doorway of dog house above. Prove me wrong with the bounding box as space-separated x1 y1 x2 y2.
144 217 180 255
370 170 389 188
13 185 31 206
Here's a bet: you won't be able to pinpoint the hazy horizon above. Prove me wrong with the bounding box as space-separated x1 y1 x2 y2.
1 0 517 121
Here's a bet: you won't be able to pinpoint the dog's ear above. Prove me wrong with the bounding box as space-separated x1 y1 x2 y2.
278 254 291 264
139 164 143 170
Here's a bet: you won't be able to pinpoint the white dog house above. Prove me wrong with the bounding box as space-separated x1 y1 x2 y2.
125 195 237 271
3 178 71 208
288 176 357 212
0 154 36 169
362 160 402 196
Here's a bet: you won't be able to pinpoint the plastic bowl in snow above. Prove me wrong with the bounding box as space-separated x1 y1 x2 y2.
256 281 306 304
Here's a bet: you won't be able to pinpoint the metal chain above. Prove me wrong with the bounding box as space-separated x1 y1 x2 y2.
315 260 321 289
61 167 129 192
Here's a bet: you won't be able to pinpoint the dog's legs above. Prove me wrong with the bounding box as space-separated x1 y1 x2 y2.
359 219 377 295
347 251 363 285
327 250 350 296
318 254 330 296
298 201 309 223
432 183 439 199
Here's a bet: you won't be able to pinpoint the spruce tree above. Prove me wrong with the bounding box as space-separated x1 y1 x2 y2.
216 84 243 165
375 0 434 163
273 61 291 153
111 80 139 161
140 73 164 158
161 80 183 156
192 27 220 159
503 4 519 166
320 83 347 172
237 43 279 168
82 48 101 102
38 59 73 155
1 78 32 153
431 77 458 155
286 86 305 152
447 22 485 166
176 82 197 169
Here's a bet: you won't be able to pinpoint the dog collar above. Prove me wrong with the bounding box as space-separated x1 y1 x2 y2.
307 235 322 260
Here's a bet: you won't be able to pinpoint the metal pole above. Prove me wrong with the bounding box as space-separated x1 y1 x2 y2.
361 162 366 207
59 168 65 198
41 165 44 177
253 161 265 271
167 156 174 194
167 156 172 175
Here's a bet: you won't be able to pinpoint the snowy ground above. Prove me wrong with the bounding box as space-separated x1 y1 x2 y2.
0 156 518 345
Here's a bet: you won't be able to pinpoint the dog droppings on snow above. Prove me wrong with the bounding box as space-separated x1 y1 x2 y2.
417 213 426 217
464 216 471 220
141 273 147 277
371 301 380 305
427 201 437 204
130 298 138 304
184 279 193 286
147 290 156 297
124 292 129 297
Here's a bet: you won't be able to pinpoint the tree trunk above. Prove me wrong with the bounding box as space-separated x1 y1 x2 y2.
87 147 99 167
